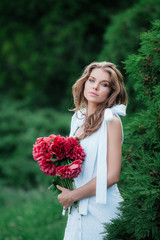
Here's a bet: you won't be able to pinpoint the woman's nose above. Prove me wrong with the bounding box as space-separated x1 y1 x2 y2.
92 83 98 90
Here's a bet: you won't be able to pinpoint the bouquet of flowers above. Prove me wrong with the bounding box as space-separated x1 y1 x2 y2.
32 134 85 212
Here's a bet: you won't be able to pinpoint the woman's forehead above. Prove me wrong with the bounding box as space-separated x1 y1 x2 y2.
89 68 111 81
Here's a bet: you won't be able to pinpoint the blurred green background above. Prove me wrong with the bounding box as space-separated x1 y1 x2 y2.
0 0 160 239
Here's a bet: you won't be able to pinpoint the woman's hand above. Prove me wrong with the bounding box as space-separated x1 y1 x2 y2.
57 185 74 210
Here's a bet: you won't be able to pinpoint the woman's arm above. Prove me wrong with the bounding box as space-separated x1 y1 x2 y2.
57 116 122 210
107 116 122 186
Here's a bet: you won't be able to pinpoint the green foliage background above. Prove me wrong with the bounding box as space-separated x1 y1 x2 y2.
0 0 160 239
99 0 160 113
0 0 137 110
103 20 160 240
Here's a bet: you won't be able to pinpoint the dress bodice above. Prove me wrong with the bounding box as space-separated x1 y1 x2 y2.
69 104 126 215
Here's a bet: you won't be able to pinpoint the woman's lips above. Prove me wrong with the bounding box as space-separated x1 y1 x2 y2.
89 92 98 96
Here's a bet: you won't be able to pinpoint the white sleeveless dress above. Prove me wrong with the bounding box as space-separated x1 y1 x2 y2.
63 104 126 240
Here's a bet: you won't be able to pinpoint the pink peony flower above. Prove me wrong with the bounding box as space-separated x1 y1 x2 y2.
33 137 51 161
38 159 56 176
56 160 83 179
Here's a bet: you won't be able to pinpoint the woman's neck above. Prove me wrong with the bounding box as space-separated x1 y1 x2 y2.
86 103 97 117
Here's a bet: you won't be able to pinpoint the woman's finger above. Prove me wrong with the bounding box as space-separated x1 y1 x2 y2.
56 185 64 191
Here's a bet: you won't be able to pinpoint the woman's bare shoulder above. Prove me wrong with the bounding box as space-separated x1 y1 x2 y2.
108 115 121 126
107 115 122 136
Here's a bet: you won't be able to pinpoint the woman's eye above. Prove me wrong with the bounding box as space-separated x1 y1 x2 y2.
89 79 94 82
101 82 108 87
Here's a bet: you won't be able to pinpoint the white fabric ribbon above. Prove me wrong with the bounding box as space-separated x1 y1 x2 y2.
96 104 126 204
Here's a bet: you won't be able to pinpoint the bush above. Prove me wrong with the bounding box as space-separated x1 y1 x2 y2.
103 20 160 240
0 97 71 189
0 0 135 110
99 0 160 113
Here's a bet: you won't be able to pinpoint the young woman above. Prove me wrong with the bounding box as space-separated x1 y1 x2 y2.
57 61 127 240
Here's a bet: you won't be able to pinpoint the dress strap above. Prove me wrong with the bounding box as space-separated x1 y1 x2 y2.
69 109 86 137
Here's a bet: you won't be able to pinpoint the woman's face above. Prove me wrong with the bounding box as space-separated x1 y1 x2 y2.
84 68 111 106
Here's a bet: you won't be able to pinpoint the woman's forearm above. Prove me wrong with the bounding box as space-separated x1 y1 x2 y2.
57 167 120 209
71 174 119 203
71 177 96 202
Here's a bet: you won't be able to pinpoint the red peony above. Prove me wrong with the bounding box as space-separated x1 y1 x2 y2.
64 137 79 158
38 159 56 176
50 135 67 160
70 145 86 161
56 160 83 179
33 136 55 161
64 160 83 178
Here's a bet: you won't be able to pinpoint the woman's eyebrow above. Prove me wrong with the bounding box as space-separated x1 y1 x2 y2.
89 76 96 79
101 80 110 83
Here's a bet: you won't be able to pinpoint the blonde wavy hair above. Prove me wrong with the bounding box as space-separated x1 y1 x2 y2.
72 61 128 139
